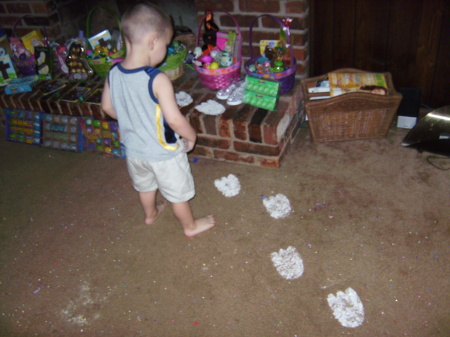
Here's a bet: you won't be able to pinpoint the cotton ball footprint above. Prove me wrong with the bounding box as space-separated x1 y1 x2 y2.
214 174 241 197
327 287 365 328
263 193 291 219
270 246 304 280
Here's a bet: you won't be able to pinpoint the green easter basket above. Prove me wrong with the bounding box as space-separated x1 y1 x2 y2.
86 6 125 77
158 47 187 81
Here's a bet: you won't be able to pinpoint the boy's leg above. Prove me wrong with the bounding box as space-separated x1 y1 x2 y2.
172 201 215 237
139 190 168 225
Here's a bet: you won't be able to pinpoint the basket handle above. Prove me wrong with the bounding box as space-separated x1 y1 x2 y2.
13 15 49 39
196 10 242 64
86 6 123 51
248 14 294 66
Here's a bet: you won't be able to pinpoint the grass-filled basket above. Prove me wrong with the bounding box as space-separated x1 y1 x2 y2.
194 11 242 90
158 43 187 81
86 6 125 78
245 14 296 94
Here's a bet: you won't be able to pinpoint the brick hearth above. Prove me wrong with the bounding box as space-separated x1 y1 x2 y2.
0 69 303 168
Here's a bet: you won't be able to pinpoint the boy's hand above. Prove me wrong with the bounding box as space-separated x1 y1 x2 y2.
182 138 195 153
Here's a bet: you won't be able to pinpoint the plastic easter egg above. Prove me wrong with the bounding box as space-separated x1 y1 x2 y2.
210 61 219 69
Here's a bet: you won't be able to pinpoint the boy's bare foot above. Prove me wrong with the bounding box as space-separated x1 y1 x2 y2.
144 200 169 225
184 214 216 237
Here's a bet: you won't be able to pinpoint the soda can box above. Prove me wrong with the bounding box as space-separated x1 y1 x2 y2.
5 108 43 145
42 114 84 152
81 117 125 159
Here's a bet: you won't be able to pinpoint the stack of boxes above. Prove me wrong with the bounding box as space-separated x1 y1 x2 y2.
243 75 281 111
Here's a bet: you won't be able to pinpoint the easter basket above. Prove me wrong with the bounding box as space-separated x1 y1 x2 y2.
86 6 125 78
194 11 242 90
245 14 296 94
10 15 47 76
158 43 187 81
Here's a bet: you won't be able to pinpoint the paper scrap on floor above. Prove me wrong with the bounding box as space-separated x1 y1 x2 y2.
195 100 225 115
175 91 193 107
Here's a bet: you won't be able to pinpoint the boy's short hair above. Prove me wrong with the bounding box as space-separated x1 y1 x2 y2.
121 1 172 43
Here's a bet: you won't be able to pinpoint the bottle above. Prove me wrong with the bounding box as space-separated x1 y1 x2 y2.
56 44 69 74
0 27 12 56
77 30 87 48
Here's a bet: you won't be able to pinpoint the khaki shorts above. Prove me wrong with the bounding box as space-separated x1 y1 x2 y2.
126 153 195 203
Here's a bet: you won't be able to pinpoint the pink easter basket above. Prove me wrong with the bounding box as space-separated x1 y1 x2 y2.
194 11 242 90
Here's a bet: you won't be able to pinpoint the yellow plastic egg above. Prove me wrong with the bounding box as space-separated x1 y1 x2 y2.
210 61 219 70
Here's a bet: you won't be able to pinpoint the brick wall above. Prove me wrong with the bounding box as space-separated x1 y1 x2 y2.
194 0 309 78
0 0 309 76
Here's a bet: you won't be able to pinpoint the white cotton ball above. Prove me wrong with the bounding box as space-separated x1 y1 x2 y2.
263 193 291 219
214 174 240 197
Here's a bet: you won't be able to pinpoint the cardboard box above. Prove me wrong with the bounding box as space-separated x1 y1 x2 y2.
42 114 84 152
81 117 125 158
5 108 42 145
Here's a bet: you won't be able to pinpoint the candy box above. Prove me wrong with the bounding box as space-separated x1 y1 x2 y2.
5 75 38 95
0 54 17 83
81 117 125 158
35 46 53 79
245 75 281 97
42 114 84 152
5 108 43 145
243 90 278 111
21 30 44 55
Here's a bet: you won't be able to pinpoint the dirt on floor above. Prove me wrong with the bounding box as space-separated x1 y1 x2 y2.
0 126 449 337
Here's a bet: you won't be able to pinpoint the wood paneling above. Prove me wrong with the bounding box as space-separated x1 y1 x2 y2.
310 0 449 108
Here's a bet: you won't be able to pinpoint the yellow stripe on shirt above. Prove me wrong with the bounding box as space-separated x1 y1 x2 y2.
156 104 180 151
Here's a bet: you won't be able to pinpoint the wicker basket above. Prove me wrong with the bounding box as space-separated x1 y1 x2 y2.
301 68 402 142
159 47 187 81
245 14 296 95
194 11 242 90
86 6 125 78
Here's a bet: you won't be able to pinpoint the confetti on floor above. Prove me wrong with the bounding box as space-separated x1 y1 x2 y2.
327 287 365 328
263 193 292 219
270 246 304 280
175 91 193 107
214 174 241 197
195 100 226 115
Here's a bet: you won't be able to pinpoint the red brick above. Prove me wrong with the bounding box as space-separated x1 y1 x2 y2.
195 1 234 12
31 1 55 14
221 14 255 29
23 13 58 26
263 111 286 146
238 0 280 13
214 149 255 164
233 104 255 140
259 156 280 168
192 145 213 158
218 106 240 138
248 108 268 143
234 141 280 156
285 1 307 14
291 33 305 47
6 3 31 14
188 109 204 133
197 135 231 149
180 93 203 116
203 114 218 135
244 30 280 45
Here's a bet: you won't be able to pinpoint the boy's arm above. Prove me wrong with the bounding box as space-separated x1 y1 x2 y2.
154 73 197 149
101 78 118 119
